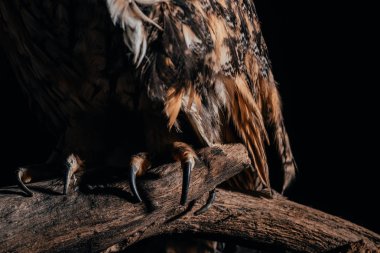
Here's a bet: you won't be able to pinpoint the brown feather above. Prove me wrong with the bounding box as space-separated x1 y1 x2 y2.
165 87 185 130
222 75 270 188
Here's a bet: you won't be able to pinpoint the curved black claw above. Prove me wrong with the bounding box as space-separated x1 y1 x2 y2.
16 168 33 197
129 165 142 202
194 189 216 215
181 160 194 205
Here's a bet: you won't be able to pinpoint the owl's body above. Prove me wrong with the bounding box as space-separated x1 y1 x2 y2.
110 0 296 191
0 0 296 244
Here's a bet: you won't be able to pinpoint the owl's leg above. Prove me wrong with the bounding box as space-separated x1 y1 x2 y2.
171 142 197 205
128 152 151 202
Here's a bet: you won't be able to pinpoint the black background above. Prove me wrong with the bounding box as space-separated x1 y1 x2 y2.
0 1 379 233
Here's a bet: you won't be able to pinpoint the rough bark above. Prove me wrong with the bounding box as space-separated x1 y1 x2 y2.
0 144 379 253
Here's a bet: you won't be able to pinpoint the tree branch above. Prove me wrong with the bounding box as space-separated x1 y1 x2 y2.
0 144 379 253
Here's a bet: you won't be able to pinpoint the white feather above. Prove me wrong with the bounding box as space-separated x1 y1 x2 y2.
106 0 164 66
182 25 202 49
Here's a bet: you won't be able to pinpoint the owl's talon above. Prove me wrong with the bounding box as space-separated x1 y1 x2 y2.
16 168 33 197
181 159 194 205
194 189 216 215
128 153 150 202
63 154 81 195
129 164 142 202
15 136 65 197
171 142 197 205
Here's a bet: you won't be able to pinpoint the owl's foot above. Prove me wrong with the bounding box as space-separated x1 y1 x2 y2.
171 142 197 205
128 152 151 202
17 153 82 197
128 142 196 205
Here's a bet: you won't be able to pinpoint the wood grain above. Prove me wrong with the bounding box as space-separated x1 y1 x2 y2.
0 144 379 253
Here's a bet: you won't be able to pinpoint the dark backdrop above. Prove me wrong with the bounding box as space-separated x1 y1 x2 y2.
0 1 378 233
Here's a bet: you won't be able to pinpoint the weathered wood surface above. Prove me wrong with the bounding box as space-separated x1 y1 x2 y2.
157 190 380 252
0 144 379 253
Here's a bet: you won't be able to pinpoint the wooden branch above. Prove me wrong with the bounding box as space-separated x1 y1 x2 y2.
0 144 379 253
158 190 380 252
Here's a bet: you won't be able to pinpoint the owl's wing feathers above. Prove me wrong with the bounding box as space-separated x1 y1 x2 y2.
0 0 131 133
1 1 76 132
139 0 296 191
